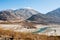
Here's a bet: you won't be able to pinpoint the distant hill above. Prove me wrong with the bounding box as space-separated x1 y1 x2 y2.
0 8 60 24
46 8 60 23
28 8 60 24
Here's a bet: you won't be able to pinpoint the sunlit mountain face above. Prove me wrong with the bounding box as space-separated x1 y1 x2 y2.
0 8 40 21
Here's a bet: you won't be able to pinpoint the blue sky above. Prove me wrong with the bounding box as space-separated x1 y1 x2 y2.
0 0 60 13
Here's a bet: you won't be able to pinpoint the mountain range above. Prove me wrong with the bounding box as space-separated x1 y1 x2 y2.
0 8 60 24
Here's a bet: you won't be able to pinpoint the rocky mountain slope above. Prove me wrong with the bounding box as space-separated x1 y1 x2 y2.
0 8 38 21
0 8 60 24
28 8 60 24
46 8 60 23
